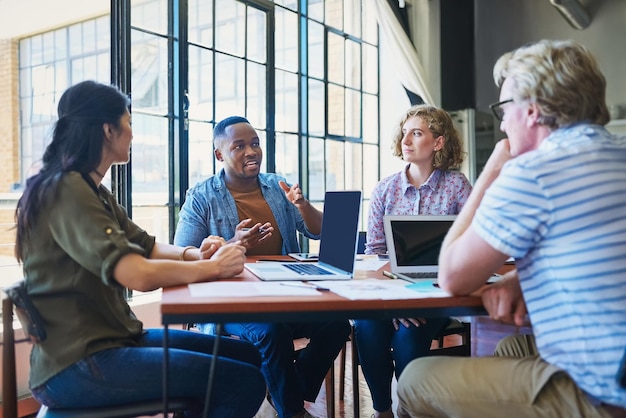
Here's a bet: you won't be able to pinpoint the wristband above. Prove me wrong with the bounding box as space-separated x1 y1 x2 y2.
180 246 195 261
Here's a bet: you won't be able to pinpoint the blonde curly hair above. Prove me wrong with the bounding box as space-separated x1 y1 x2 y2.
391 104 464 170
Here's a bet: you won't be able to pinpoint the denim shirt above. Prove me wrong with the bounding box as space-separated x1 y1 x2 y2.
174 169 320 254
174 170 321 335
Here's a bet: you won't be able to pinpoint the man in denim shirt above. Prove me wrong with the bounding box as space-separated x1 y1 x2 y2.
174 116 350 418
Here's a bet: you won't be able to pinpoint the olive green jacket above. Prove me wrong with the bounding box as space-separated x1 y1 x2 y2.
22 172 155 388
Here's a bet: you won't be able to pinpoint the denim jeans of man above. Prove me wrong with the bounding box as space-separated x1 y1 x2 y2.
223 320 350 418
31 329 266 418
353 317 449 412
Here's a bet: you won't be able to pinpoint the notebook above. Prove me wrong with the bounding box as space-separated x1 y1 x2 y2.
244 190 362 281
383 215 456 282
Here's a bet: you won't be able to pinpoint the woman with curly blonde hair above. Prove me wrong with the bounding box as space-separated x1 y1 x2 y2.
355 104 472 418
366 104 472 255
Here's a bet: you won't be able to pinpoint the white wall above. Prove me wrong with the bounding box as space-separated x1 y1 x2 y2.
378 30 412 180
475 0 626 112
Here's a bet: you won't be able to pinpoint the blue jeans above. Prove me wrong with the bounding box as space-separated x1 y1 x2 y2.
31 329 266 418
353 317 449 412
222 321 351 418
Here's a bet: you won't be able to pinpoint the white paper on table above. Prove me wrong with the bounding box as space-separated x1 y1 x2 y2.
188 281 321 298
354 257 388 271
314 278 451 300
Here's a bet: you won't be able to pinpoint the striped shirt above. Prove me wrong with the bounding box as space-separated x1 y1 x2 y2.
365 166 472 254
474 123 626 407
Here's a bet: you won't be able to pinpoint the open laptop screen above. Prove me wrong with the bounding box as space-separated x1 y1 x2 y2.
385 215 456 268
317 190 362 272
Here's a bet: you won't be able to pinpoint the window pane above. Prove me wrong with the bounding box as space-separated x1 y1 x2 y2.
215 1 245 57
345 39 361 90
275 0 298 10
362 1 378 44
325 0 343 30
131 0 168 34
68 26 82 56
275 69 299 133
81 20 96 55
54 29 67 59
308 0 324 21
308 78 325 136
131 113 169 241
275 133 299 184
188 120 215 186
308 20 324 79
363 143 379 199
247 61 267 129
327 31 344 84
343 0 361 38
188 45 213 121
327 84 344 136
131 35 168 114
275 7 298 72
308 137 326 201
20 38 31 67
345 141 362 190
325 139 344 190
215 53 245 121
345 88 361 138
247 6 267 64
96 16 110 50
363 93 378 144
31 35 43 65
42 32 54 63
362 43 378 94
189 0 214 47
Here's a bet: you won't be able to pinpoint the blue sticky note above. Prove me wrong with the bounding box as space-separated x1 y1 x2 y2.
405 280 438 292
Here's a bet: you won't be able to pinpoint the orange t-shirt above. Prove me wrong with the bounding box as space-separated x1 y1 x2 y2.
229 187 283 255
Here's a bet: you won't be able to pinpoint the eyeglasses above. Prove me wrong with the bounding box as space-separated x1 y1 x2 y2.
489 99 514 122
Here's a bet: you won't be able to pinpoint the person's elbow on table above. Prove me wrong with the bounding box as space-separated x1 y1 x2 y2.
437 267 484 296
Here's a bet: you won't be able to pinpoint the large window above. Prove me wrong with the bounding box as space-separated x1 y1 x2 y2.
18 17 111 186
2 0 379 281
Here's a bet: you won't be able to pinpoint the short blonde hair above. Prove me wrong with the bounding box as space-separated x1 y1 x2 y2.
391 104 464 170
493 39 609 128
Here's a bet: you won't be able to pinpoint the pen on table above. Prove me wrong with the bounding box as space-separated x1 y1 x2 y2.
382 270 399 280
279 282 330 291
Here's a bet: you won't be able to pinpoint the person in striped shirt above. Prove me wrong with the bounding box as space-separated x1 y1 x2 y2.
397 39 626 418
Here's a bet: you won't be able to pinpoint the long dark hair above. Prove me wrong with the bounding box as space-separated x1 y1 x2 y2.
15 80 130 262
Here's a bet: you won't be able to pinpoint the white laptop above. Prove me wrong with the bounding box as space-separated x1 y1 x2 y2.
384 215 456 282
245 190 362 281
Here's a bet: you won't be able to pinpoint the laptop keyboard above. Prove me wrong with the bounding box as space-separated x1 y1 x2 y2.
284 263 334 276
403 272 438 279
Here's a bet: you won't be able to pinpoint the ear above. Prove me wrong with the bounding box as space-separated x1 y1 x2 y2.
527 103 542 127
434 135 445 151
102 123 115 142
214 148 224 162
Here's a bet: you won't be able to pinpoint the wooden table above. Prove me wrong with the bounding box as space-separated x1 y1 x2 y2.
161 256 488 325
160 256 495 417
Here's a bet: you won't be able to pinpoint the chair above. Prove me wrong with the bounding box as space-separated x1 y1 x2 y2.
2 280 193 418
356 231 367 254
207 327 338 418
293 337 337 418
341 317 471 415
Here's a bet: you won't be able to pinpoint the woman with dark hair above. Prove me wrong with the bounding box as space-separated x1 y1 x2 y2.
15 80 266 417
355 104 473 418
